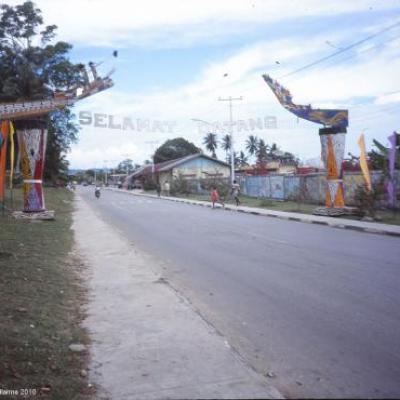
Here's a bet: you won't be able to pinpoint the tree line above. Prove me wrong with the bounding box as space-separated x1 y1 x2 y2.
202 132 299 168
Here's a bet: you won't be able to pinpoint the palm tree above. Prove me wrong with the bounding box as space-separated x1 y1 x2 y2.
238 151 249 167
245 135 259 160
202 132 218 158
269 142 279 159
221 134 232 161
257 139 268 165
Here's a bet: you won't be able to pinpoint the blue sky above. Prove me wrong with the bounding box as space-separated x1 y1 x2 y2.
7 0 400 169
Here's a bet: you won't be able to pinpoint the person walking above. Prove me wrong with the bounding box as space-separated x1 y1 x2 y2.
164 180 170 196
156 182 161 197
231 180 241 206
210 186 224 209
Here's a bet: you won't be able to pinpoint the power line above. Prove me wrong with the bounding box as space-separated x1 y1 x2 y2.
278 20 400 80
284 34 400 85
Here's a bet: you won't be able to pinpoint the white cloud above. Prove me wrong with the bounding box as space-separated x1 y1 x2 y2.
374 91 400 105
67 21 400 168
6 0 400 48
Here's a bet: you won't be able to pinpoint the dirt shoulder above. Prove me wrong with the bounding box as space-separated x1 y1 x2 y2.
74 191 283 399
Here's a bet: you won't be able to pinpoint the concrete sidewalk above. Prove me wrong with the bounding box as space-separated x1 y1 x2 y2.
106 188 400 238
73 194 283 399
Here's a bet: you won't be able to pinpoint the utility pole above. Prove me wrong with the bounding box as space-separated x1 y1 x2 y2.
218 96 243 184
103 160 108 186
145 140 159 178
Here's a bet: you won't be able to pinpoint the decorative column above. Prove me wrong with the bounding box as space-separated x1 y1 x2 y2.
13 119 54 219
315 127 346 215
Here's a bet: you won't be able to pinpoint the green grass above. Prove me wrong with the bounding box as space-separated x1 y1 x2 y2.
0 188 93 399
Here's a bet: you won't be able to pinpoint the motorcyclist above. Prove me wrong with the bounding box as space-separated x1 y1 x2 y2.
95 185 101 198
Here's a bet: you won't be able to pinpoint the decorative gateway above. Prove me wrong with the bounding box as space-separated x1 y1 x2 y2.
0 64 114 219
262 74 349 215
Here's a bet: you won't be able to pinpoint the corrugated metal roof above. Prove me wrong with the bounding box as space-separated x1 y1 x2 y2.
127 153 229 179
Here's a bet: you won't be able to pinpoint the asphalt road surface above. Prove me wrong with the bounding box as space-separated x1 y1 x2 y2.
79 187 400 399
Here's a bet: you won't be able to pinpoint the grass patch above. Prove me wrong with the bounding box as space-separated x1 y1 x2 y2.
0 188 93 399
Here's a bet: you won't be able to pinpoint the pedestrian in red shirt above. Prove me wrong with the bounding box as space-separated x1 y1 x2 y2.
210 186 224 209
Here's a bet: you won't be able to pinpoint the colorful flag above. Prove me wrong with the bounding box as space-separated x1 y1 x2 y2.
387 132 397 206
357 133 372 191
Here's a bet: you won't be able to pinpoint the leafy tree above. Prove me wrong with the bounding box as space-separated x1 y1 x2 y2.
153 137 200 163
43 108 78 182
368 136 400 171
115 159 134 174
0 1 83 181
85 169 95 178
202 132 218 158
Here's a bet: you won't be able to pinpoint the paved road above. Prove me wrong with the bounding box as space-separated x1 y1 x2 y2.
79 187 400 399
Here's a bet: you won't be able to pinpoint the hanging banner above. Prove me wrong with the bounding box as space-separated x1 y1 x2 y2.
262 74 348 129
0 121 10 202
357 133 372 191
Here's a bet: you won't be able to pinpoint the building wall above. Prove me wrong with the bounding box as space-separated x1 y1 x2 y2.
171 157 230 180
159 171 173 188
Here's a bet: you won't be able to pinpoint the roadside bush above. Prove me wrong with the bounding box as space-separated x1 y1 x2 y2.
171 174 192 196
354 183 383 218
143 175 156 190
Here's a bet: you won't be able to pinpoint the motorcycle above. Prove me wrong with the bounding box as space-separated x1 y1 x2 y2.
95 188 101 199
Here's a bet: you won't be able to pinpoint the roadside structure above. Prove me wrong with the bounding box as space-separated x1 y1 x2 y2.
0 64 113 219
263 74 349 216
124 153 230 190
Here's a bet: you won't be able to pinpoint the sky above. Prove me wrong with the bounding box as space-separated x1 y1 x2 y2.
7 0 400 169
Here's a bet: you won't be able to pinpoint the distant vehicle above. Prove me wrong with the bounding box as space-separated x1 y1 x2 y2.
82 182 88 186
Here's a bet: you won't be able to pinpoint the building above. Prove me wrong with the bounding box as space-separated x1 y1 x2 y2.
124 153 230 189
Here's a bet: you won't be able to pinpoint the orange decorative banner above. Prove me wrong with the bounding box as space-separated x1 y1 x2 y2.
358 133 372 191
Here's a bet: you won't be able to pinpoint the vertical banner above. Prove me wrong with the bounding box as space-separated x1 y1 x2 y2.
387 132 397 207
0 120 10 203
9 121 15 189
16 120 48 212
357 134 372 191
320 131 346 207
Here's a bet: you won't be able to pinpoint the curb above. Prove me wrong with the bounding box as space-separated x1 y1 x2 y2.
104 188 400 238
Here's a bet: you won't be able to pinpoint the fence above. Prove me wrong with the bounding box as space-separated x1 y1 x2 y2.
238 171 399 206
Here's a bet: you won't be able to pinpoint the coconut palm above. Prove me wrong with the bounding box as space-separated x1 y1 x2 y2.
257 139 268 165
221 134 232 160
202 132 218 158
238 151 249 167
245 135 259 159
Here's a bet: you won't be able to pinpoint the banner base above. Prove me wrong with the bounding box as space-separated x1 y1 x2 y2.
313 206 359 217
13 210 55 221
